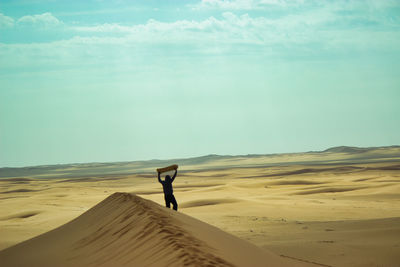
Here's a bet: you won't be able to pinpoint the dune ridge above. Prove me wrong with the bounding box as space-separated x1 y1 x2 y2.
0 192 310 267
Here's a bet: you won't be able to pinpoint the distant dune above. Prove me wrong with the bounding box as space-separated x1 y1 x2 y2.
0 193 312 267
322 146 390 153
1 145 399 179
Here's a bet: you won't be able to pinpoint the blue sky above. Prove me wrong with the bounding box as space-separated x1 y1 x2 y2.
1 0 400 167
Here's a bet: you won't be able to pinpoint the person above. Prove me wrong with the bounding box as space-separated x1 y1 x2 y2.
158 169 178 211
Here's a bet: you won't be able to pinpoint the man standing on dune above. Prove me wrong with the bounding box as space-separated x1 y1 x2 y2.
158 168 178 211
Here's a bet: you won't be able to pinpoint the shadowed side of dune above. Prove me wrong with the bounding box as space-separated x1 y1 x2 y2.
268 180 326 186
0 211 41 221
1 188 42 194
0 192 308 267
293 186 366 195
180 198 240 208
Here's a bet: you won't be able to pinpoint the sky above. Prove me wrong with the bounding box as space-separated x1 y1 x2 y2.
0 0 400 167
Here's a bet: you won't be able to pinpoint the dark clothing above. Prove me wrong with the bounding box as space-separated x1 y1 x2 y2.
164 194 178 211
158 170 178 211
159 180 174 195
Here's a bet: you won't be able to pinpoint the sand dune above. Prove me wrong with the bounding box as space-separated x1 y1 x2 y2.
0 178 32 183
268 180 325 186
293 186 365 195
1 146 399 179
0 193 312 267
174 183 225 189
129 189 162 195
1 188 42 194
0 211 41 220
180 198 240 208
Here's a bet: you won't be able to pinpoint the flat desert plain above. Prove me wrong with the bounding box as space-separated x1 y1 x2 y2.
0 146 399 266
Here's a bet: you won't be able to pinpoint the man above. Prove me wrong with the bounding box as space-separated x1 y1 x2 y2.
158 169 178 211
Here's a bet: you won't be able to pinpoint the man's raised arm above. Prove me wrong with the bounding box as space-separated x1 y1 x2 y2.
158 172 162 183
171 169 177 182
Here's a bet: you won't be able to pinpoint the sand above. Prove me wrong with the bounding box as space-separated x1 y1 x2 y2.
0 192 312 267
0 146 399 266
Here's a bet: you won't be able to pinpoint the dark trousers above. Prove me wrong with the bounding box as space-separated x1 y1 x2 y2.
164 194 178 211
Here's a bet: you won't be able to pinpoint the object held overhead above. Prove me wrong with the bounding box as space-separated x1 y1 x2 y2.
157 164 178 174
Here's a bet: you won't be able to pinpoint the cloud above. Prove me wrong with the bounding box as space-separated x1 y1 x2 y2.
70 8 399 49
71 13 272 47
191 0 400 11
2 10 398 72
17 12 62 28
0 13 14 28
1 3 399 75
191 0 303 10
194 0 257 10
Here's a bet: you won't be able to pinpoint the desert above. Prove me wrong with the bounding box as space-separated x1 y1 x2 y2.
0 146 399 266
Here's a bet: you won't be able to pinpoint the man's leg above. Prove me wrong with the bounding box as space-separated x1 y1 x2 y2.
171 194 178 211
164 195 171 208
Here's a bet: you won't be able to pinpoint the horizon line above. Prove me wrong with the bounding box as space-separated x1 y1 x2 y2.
1 144 399 170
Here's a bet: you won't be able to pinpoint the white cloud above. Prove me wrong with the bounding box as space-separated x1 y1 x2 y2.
192 0 399 11
195 0 256 10
17 12 62 28
1 6 399 75
74 23 131 33
191 0 304 10
71 14 271 46
63 8 400 53
0 13 14 28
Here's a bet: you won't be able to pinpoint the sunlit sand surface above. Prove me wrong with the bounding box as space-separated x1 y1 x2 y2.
1 146 399 266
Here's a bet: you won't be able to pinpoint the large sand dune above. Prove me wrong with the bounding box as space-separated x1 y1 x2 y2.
0 192 311 267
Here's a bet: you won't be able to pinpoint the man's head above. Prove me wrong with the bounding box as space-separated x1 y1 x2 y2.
165 175 171 182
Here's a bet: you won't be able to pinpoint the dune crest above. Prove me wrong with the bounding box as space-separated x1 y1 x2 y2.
0 192 310 267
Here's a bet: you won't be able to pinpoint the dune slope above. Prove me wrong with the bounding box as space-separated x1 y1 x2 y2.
0 193 311 267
